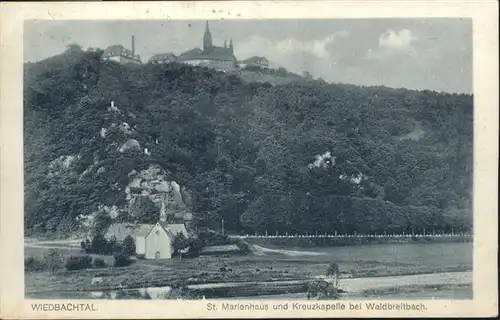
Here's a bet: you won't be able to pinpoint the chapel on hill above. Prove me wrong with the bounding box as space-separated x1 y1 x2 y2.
103 21 271 71
149 21 238 70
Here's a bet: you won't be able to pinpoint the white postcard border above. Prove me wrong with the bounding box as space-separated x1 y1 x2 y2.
1 1 498 318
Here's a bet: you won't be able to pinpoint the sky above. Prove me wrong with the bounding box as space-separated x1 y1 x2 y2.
24 19 472 93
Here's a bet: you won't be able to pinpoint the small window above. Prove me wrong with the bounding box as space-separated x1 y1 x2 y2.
155 230 160 236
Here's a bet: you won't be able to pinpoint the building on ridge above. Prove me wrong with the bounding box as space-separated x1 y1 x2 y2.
239 56 270 69
148 52 177 64
101 35 142 65
175 21 237 70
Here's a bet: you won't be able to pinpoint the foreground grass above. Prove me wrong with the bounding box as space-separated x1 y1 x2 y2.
25 252 472 297
360 283 473 299
25 241 473 299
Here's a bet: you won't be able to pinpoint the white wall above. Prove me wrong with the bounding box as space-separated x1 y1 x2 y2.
104 55 141 65
135 236 146 255
181 59 235 70
145 224 173 259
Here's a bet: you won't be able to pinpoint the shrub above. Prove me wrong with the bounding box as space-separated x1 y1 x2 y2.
106 236 122 255
231 237 251 254
326 263 340 277
47 249 64 274
172 232 189 253
196 229 230 246
90 234 108 254
25 256 47 272
92 257 106 268
307 280 341 300
65 255 93 271
113 253 132 267
122 235 136 256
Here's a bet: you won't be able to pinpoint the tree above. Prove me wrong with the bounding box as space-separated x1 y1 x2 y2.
122 235 136 256
91 234 108 254
92 210 112 237
107 235 119 254
66 43 83 53
172 232 189 260
326 263 340 288
23 52 473 237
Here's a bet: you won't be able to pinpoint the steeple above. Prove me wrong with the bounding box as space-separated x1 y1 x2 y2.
160 201 167 222
229 37 234 55
203 20 213 53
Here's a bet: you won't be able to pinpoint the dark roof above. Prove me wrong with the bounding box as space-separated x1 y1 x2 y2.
102 44 141 62
178 48 203 61
105 223 154 241
145 222 188 239
149 53 177 62
240 56 268 64
201 46 236 61
178 46 236 62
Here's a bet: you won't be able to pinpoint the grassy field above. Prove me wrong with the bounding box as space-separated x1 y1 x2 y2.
359 283 473 299
25 241 472 299
245 235 472 248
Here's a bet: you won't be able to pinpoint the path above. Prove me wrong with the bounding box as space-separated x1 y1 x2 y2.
337 271 471 293
25 239 82 248
189 271 471 293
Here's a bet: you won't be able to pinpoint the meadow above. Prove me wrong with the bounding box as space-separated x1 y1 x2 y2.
25 241 472 299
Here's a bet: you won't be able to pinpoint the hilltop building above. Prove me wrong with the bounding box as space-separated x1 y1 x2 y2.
239 56 270 69
102 35 142 65
176 21 237 70
149 52 177 64
149 21 237 70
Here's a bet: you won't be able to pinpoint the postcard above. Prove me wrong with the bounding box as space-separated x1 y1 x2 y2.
0 1 498 318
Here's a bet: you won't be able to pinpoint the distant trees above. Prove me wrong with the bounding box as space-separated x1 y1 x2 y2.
65 255 93 271
23 48 473 237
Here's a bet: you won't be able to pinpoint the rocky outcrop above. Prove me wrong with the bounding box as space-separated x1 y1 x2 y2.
119 139 141 153
125 164 192 221
47 155 81 177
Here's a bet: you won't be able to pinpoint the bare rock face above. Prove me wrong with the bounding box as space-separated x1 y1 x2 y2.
124 164 192 221
47 155 81 177
118 139 141 153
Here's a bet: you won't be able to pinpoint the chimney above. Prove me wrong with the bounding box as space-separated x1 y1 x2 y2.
131 35 135 55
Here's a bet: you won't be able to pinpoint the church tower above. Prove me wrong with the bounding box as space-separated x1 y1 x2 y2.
203 20 213 53
229 37 234 55
160 200 167 222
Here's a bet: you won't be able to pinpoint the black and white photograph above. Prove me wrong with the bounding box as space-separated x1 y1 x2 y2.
0 2 497 318
21 17 476 301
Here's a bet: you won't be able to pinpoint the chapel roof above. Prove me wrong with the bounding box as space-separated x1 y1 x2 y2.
177 48 203 61
154 221 188 238
178 46 236 62
105 223 155 241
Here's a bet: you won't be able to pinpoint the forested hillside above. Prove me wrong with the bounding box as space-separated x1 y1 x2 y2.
24 47 473 236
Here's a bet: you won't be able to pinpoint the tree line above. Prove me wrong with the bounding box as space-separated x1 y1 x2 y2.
23 45 473 236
